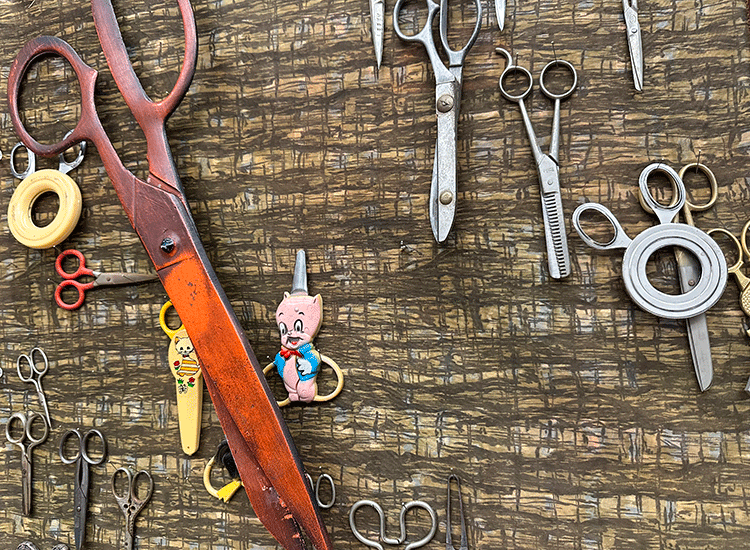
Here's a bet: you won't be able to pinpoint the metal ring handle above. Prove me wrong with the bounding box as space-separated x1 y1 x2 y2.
498 63 533 102
677 163 718 212
57 131 87 175
572 202 633 251
539 59 577 100
315 474 336 509
638 163 685 225
81 429 107 465
350 500 388 550
10 142 36 179
59 428 82 464
706 228 743 272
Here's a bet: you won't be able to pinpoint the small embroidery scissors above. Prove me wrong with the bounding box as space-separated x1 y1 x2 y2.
6 410 49 515
17 348 52 427
349 499 437 550
59 428 107 550
393 0 482 242
112 467 153 550
623 0 643 91
573 163 727 320
55 249 158 310
496 48 577 279
638 163 719 391
707 221 750 327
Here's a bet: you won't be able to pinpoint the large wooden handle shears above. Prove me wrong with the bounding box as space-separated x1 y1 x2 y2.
7 2 331 549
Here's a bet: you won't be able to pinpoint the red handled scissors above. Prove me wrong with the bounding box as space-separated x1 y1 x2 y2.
55 249 158 310
9 1 332 548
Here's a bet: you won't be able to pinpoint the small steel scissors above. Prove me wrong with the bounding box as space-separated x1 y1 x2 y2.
55 249 159 310
573 163 727 321
17 348 52 427
112 467 153 550
60 428 108 550
393 0 482 242
623 0 643 91
638 162 719 391
497 48 577 279
349 499 437 550
6 410 49 515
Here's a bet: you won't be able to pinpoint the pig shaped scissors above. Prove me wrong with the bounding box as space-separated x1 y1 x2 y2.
264 250 343 406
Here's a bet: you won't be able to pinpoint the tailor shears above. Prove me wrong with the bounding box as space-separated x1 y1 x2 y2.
59 428 107 550
17 348 52 427
370 0 385 68
9 1 332 548
496 48 577 279
55 249 159 310
573 163 728 383
638 163 719 391
6 410 49 516
393 0 481 242
112 467 152 550
623 0 643 91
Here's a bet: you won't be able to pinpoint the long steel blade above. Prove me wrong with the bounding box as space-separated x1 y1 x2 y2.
370 0 384 68
431 81 458 243
624 4 643 91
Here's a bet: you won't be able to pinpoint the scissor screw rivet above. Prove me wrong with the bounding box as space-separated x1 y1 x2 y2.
160 238 175 254
437 95 454 113
440 191 454 205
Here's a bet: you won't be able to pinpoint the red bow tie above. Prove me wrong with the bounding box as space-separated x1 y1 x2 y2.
279 348 303 359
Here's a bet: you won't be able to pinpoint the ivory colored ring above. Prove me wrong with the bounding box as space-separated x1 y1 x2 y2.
7 169 82 249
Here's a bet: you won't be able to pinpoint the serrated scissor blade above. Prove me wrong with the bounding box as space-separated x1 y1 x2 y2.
541 191 570 279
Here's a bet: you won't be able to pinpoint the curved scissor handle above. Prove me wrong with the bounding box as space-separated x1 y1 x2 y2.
112 467 153 513
349 499 437 550
16 347 49 383
56 249 94 280
262 354 344 407
305 473 336 510
159 300 185 339
496 48 533 102
10 142 37 180
57 131 87 175
438 0 482 67
706 228 744 272
55 251 95 310
393 0 440 44
572 202 634 251
539 59 578 101
677 163 718 212
6 411 49 449
59 428 108 465
638 163 686 225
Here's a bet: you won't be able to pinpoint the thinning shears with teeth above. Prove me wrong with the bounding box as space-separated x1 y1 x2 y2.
9 1 331 548
393 0 481 243
497 48 577 279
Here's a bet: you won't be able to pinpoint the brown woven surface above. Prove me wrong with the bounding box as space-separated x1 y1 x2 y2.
1 0 750 548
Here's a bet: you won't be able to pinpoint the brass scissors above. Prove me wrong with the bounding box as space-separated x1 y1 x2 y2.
112 467 153 550
6 410 49 515
707 221 750 325
9 1 332 546
55 249 158 310
60 428 107 550
638 162 719 391
17 348 52 427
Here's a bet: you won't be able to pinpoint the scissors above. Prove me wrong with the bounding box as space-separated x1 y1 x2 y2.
573 163 727 323
55 249 159 310
496 48 577 279
10 3 331 546
495 0 506 31
370 0 385 68
637 163 719 391
59 428 107 550
393 0 482 242
623 0 643 91
349 499 437 550
10 134 86 181
112 467 153 550
17 348 52 427
6 410 49 515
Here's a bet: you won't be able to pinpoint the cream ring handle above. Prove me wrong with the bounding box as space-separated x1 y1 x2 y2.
263 354 344 407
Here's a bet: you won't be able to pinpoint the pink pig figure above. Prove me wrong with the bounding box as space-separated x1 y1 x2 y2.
273 250 323 403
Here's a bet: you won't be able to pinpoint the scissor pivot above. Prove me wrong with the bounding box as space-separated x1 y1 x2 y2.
440 191 454 205
160 237 176 253
437 94 454 113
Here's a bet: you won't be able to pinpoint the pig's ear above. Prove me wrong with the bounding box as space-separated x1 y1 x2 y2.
314 294 322 311
284 291 290 299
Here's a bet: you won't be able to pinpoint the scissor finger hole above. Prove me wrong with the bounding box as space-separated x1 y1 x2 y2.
645 246 701 296
498 66 532 101
15 54 82 145
706 229 742 271
679 165 717 210
440 0 480 53
638 169 679 212
575 207 616 248
82 430 107 464
160 301 184 333
539 59 577 99
394 0 431 38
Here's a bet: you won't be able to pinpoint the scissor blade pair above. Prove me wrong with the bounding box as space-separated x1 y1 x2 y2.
676 248 713 391
73 460 89 550
624 4 643 91
430 81 458 243
94 272 159 287
495 0 505 30
370 0 384 68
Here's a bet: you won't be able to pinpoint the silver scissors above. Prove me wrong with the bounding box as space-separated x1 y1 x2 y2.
10 132 86 180
393 0 482 243
496 48 577 279
638 163 719 391
60 428 108 550
623 0 643 91
371 0 385 68
112 467 153 550
495 0 506 31
573 163 727 327
6 410 49 515
17 348 52 427
349 499 437 550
